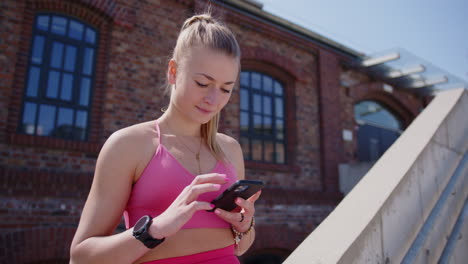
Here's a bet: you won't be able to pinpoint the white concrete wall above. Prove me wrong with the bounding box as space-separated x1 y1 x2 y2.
284 88 468 264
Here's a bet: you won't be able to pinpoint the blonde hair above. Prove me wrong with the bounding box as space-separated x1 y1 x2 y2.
169 13 241 161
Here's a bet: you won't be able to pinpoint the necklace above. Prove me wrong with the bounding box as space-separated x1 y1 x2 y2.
166 122 203 175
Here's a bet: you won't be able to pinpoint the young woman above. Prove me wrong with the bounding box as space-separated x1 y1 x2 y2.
70 13 261 264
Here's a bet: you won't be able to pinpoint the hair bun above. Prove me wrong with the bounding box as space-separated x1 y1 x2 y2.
182 14 215 30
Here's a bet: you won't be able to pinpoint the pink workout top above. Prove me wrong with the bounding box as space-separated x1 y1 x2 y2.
124 120 238 230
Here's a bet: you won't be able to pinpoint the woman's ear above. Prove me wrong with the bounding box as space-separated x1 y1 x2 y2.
167 59 177 84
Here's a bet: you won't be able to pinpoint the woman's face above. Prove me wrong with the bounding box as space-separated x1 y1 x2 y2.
169 46 239 124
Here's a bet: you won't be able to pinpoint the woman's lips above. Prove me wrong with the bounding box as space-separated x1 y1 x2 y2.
196 106 213 114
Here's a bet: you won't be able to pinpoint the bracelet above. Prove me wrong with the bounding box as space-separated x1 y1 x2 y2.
231 217 255 245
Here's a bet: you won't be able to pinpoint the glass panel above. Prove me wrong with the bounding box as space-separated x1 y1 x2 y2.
276 119 284 140
46 70 60 98
354 101 402 130
31 35 45 64
85 27 96 44
83 48 94 75
263 75 273 92
240 136 250 160
51 16 67 35
26 67 40 97
55 107 74 138
253 94 261 113
275 143 285 164
251 72 261 90
240 72 249 87
50 41 64 68
252 139 262 161
275 97 284 118
264 116 272 135
263 96 272 115
240 89 249 111
60 73 73 101
21 102 37 135
37 15 49 31
80 77 91 106
68 20 84 40
75 110 88 140
240 111 249 133
274 81 283 95
37 104 56 136
64 45 77 71
264 141 274 162
253 114 262 134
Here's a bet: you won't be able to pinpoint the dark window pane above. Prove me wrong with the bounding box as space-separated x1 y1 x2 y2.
51 16 67 35
253 94 261 113
50 41 64 68
55 107 74 138
68 20 84 40
275 143 285 164
252 139 262 161
263 96 272 115
46 71 60 98
275 97 284 118
251 72 261 90
276 119 284 140
240 111 249 133
253 114 262 134
37 104 56 136
264 117 272 135
85 27 96 44
37 15 49 31
26 67 40 97
263 75 273 92
21 102 37 135
83 48 94 75
264 141 274 162
274 81 283 95
80 77 91 106
240 72 249 87
240 89 249 111
31 35 45 64
75 110 88 140
64 45 77 71
240 136 250 160
61 73 73 101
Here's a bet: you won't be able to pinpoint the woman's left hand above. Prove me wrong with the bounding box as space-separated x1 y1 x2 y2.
214 190 262 232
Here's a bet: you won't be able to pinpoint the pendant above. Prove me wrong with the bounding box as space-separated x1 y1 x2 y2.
195 153 200 161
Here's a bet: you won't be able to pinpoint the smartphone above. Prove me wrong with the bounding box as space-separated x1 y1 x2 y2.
208 180 264 212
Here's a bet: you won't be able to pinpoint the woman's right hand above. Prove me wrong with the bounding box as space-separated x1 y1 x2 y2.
149 173 228 238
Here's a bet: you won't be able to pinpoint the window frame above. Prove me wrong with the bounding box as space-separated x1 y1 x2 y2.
240 70 287 164
19 13 98 141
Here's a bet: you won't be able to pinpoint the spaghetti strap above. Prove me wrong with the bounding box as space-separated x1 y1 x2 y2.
155 120 161 145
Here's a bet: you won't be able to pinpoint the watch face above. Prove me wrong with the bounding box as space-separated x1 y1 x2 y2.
134 215 149 233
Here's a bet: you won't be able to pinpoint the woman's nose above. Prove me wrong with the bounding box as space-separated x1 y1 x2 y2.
203 87 218 105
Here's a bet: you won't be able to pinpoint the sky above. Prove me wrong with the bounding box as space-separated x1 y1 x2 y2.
260 0 468 83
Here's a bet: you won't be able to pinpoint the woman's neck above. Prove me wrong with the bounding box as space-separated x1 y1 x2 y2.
159 108 201 137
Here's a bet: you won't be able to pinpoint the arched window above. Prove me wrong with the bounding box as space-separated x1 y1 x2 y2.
354 100 403 161
19 13 98 141
239 71 286 164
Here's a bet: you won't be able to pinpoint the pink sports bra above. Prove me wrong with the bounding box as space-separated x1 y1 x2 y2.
124 120 238 230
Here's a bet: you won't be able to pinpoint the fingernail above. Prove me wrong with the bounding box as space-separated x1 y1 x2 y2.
215 209 221 215
236 198 241 203
210 204 215 208
213 184 221 190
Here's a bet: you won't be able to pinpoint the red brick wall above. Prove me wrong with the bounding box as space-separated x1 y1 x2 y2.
0 0 428 262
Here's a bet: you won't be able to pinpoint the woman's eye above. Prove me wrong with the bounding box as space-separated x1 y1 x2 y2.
195 81 208 87
221 89 231 94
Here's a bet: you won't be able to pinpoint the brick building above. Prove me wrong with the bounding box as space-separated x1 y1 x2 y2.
0 0 428 263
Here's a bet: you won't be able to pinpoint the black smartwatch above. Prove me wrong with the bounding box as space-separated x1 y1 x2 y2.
133 215 165 249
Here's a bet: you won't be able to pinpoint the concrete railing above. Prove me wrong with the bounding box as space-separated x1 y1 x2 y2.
284 88 468 264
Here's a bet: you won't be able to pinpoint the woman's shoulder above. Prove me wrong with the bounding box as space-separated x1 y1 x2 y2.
216 132 244 172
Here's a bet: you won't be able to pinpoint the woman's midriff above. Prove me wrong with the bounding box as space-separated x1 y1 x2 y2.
134 228 234 263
